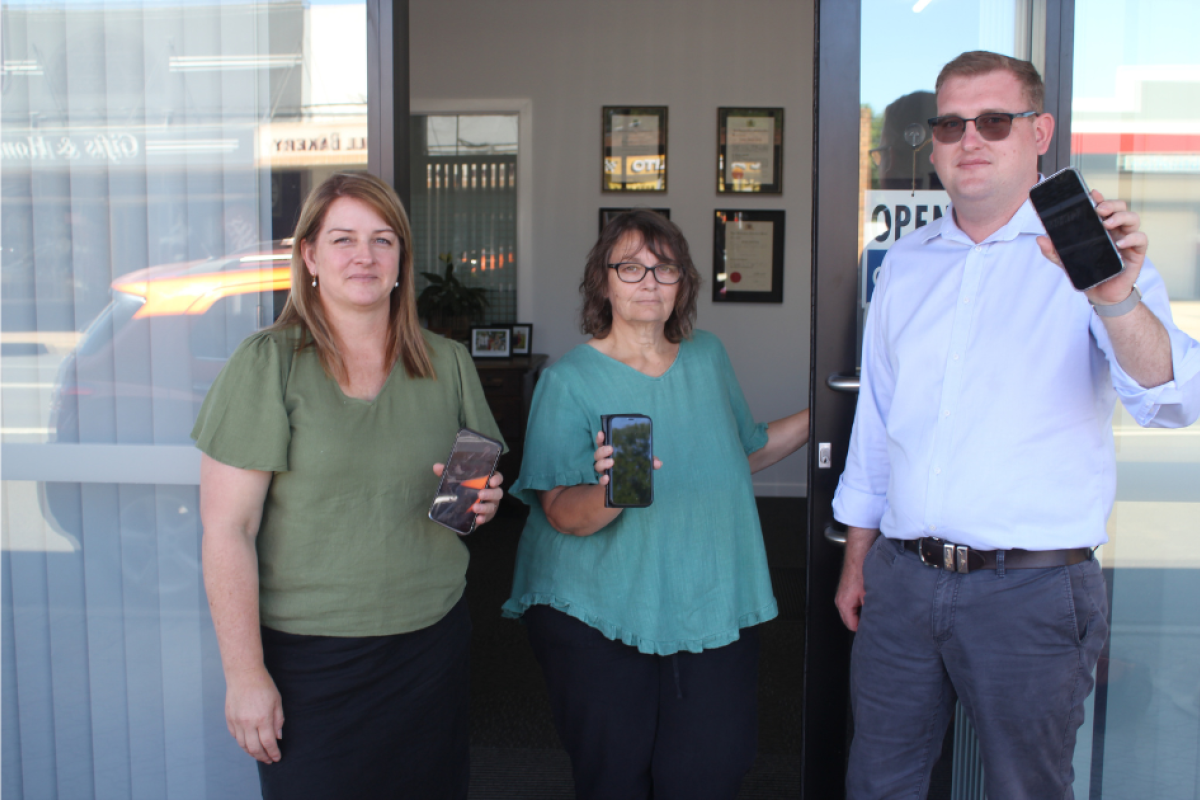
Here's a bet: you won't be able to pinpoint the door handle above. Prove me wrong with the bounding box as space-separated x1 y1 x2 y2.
824 522 847 546
826 373 860 393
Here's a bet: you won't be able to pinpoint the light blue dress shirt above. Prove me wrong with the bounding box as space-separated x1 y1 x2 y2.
503 331 776 655
833 199 1200 550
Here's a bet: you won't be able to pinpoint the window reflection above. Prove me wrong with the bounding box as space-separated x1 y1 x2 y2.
1 2 366 796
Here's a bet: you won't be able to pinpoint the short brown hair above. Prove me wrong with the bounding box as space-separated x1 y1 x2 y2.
935 51 1045 112
272 172 435 380
580 210 700 343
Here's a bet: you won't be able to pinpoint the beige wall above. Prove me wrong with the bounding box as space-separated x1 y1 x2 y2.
411 0 815 496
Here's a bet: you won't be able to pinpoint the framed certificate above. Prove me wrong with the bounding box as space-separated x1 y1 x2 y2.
713 210 785 303
603 106 667 192
599 207 671 233
717 108 783 194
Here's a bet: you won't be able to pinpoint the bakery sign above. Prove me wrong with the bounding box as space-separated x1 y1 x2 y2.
258 120 368 168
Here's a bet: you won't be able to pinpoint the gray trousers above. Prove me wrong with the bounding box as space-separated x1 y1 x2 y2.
847 536 1109 800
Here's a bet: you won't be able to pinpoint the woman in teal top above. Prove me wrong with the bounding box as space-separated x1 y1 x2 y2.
194 173 504 800
503 210 809 799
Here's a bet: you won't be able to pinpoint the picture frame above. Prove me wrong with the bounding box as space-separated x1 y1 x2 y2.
510 323 533 355
712 210 785 303
469 326 512 358
717 108 784 194
599 207 671 234
602 106 668 193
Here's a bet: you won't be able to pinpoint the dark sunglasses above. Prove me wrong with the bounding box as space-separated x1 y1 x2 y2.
926 111 1038 144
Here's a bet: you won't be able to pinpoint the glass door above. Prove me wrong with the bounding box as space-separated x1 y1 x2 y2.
805 2 1054 797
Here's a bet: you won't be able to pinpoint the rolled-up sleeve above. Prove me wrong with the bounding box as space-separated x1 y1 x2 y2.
1091 258 1200 428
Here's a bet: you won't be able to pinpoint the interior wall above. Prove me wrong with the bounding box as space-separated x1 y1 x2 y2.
411 0 815 496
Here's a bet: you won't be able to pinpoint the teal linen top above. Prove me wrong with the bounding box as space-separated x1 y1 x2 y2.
502 330 777 655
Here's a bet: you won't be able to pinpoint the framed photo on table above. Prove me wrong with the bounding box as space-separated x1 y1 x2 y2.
717 108 784 194
712 210 785 303
510 323 533 355
603 106 668 192
599 207 670 233
470 326 512 358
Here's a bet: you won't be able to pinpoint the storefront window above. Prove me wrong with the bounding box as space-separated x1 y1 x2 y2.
1 1 366 794
1069 1 1200 796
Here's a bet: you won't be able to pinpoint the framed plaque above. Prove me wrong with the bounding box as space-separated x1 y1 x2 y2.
713 210 785 303
717 108 783 194
603 106 667 192
599 207 671 233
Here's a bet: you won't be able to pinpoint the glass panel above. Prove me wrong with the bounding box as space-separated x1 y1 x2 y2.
1070 1 1200 796
859 0 1028 367
1 0 366 793
411 114 519 328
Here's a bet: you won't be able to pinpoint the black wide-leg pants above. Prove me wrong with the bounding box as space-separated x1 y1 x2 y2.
257 596 471 800
525 605 760 800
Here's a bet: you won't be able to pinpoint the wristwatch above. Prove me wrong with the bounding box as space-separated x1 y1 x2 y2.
1090 285 1141 318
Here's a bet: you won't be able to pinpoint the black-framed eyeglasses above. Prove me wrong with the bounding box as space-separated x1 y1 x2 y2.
926 111 1038 144
607 262 684 285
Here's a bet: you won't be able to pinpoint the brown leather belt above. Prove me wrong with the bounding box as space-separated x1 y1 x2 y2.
902 538 1091 574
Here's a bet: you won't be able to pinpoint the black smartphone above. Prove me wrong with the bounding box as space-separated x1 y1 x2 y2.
428 428 503 535
602 414 653 508
1029 167 1125 291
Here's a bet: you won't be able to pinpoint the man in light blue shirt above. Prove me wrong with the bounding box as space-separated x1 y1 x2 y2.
832 51 1200 799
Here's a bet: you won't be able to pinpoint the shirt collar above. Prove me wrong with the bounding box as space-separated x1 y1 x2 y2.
929 178 1048 246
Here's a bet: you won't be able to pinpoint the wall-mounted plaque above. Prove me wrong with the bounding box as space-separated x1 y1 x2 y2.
599 207 671 233
717 108 783 194
603 106 667 192
713 210 785 303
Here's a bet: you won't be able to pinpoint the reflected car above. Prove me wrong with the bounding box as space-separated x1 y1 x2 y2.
40 242 294 557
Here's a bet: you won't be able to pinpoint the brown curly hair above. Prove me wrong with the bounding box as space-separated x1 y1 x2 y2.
580 210 700 343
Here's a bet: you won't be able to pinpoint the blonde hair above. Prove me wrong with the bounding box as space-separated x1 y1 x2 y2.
272 172 435 380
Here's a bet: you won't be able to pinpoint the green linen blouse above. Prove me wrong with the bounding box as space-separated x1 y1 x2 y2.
192 327 505 637
502 330 777 655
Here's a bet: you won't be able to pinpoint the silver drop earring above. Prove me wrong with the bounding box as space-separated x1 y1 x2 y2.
394 281 399 288
312 276 318 288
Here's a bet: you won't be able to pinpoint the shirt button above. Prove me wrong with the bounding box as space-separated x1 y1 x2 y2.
953 353 960 360
944 410 951 417
930 525 937 532
963 297 971 303
935 467 942 474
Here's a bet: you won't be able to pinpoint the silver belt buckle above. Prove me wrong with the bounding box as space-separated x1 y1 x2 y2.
918 537 941 567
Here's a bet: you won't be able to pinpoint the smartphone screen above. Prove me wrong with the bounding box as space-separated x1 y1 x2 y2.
428 428 503 535
604 414 653 508
1029 167 1125 291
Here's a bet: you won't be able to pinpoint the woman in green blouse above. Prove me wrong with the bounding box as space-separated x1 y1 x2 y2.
194 173 504 799
503 210 810 799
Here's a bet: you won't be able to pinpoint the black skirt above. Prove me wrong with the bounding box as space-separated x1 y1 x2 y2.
257 596 471 800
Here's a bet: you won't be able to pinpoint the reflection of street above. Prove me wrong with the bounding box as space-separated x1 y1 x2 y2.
430 435 499 532
0 335 78 442
610 421 652 506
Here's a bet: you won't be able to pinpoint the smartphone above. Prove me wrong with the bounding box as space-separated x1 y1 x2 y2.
602 414 653 508
428 428 503 535
1029 167 1125 291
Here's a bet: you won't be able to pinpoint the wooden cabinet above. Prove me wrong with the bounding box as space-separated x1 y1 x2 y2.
474 354 547 480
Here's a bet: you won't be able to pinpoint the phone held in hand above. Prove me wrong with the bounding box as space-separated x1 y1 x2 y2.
428 427 504 535
1029 167 1125 291
602 414 653 509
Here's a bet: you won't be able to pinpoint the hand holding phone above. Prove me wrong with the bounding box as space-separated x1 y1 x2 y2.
429 428 504 535
1030 167 1126 291
600 414 654 508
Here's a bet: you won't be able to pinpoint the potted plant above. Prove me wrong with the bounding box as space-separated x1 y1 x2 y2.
417 252 489 341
